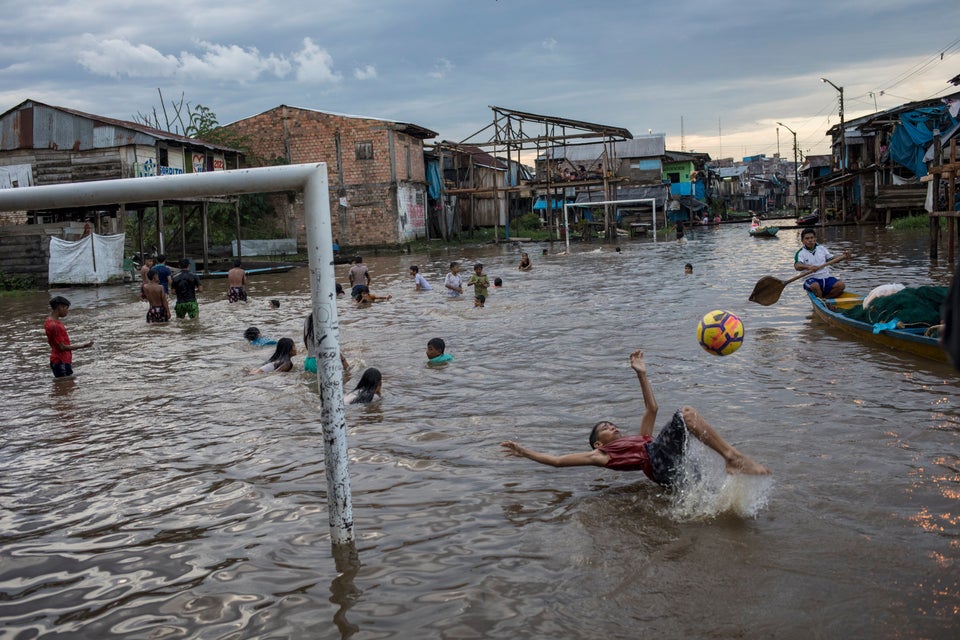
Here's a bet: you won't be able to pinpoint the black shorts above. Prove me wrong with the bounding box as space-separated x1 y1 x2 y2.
50 361 73 378
645 410 688 487
351 284 369 301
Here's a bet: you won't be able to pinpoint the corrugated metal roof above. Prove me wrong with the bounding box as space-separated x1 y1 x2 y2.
490 106 632 140
718 166 748 178
0 99 242 153
552 135 665 162
434 142 507 170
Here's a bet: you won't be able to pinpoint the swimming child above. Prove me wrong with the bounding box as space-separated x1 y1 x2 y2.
494 277 503 287
352 285 392 305
303 313 349 373
268 299 281 309
250 337 296 373
244 326 277 347
467 263 489 307
684 263 693 275
410 265 433 291
518 253 532 271
344 368 382 404
427 337 453 364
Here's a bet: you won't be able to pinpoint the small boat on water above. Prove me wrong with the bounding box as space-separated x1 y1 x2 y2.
807 291 947 363
796 212 819 226
199 264 296 279
749 226 779 238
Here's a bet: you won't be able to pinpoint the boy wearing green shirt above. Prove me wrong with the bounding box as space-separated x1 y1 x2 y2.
467 263 489 308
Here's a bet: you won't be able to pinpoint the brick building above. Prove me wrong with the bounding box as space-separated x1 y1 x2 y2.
220 105 437 248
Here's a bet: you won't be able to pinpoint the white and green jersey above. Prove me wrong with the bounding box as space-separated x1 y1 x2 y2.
794 244 834 278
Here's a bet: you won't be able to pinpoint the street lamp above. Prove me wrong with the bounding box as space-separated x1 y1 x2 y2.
820 77 846 221
777 122 800 217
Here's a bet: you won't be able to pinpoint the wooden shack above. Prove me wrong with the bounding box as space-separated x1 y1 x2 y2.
0 99 244 284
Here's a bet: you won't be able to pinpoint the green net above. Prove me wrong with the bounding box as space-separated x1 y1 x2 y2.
841 286 947 327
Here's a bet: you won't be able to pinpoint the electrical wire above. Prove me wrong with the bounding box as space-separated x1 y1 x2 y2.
857 35 960 102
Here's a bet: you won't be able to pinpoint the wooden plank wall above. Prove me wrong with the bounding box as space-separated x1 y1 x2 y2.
0 222 85 285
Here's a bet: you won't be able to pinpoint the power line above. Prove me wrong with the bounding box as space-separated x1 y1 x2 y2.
863 35 960 100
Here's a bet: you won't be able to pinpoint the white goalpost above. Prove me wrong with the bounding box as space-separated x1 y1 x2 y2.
0 164 356 546
561 198 660 253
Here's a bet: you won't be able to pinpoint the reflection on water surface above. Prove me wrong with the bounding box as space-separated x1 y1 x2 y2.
1 223 958 638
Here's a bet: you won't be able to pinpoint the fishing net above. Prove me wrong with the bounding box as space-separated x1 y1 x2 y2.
842 286 947 327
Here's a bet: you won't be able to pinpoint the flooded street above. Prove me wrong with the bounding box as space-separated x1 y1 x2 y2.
1 222 958 639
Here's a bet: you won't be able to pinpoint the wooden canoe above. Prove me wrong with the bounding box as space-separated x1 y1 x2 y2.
749 226 779 237
807 291 947 363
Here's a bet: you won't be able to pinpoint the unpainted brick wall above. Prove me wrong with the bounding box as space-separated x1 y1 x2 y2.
223 107 429 247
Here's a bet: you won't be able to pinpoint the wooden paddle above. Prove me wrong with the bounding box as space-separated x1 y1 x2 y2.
748 255 850 306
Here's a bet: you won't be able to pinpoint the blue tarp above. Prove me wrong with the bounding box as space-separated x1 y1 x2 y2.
889 106 958 177
426 159 442 200
533 197 570 211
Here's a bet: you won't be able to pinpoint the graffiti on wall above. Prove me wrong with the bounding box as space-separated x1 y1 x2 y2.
134 158 156 177
192 154 206 173
134 158 184 177
397 184 426 241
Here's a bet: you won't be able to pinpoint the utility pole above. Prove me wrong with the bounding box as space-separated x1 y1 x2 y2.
777 122 800 217
821 77 846 221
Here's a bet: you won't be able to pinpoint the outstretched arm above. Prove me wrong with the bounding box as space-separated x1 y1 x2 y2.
630 349 658 437
501 441 608 468
59 340 93 351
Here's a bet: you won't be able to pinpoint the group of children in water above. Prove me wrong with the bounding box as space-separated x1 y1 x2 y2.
244 320 453 404
232 254 527 398
46 245 777 491
51 252 525 401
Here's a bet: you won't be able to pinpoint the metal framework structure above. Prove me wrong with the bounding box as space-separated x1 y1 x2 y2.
432 106 634 242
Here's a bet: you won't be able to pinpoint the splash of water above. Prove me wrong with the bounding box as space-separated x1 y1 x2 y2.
667 438 774 521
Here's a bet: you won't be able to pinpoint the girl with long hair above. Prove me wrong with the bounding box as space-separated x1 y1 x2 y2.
251 337 296 373
344 367 382 404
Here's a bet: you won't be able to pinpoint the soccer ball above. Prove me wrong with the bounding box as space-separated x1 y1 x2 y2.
696 310 744 356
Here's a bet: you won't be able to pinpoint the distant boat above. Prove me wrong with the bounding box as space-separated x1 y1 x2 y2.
749 226 779 238
796 212 819 226
199 265 296 279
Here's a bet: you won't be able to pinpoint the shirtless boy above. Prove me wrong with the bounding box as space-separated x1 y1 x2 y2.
142 269 171 323
227 260 247 303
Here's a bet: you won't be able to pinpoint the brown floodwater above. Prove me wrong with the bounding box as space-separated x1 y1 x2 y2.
1 222 958 639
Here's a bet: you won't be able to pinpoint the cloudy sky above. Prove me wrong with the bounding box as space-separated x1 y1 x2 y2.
2 0 958 163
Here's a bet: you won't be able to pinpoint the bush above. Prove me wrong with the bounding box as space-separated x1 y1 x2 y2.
0 271 36 290
516 212 543 231
890 214 942 230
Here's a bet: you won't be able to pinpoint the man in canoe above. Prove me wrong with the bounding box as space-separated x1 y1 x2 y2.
501 349 771 488
794 227 851 298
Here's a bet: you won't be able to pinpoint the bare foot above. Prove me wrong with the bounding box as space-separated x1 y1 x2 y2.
725 452 771 475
